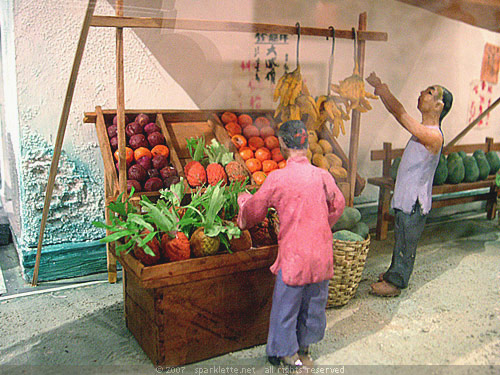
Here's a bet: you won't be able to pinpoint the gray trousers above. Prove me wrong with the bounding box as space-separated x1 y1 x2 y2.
384 202 427 289
266 270 329 357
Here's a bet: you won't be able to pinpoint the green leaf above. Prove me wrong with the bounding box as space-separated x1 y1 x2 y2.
138 231 157 247
100 230 134 243
141 200 176 232
496 172 500 187
128 214 155 233
92 221 108 229
115 241 134 255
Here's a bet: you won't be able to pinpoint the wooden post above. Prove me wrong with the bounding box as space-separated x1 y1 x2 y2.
116 0 127 198
31 0 97 286
347 13 367 206
444 96 500 152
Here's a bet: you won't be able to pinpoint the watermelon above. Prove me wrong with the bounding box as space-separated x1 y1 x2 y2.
462 155 479 182
486 151 500 174
446 156 465 184
433 154 448 185
332 230 364 242
333 207 361 231
473 152 490 180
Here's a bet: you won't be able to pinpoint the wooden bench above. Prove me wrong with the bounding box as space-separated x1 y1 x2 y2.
368 137 500 240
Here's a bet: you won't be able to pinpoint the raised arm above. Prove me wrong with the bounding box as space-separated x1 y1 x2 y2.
366 72 443 154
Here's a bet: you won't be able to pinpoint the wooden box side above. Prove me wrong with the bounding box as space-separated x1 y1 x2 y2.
118 245 278 289
84 109 185 201
126 265 275 366
124 272 161 364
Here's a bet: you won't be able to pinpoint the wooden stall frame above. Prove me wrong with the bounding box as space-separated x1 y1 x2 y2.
33 1 388 285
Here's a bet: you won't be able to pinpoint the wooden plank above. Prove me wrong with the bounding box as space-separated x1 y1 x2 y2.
318 125 366 196
208 114 257 185
431 192 495 209
32 0 97 286
116 0 127 198
152 269 273 366
90 16 388 42
347 13 367 206
95 106 119 193
368 175 497 193
117 245 277 289
444 96 500 152
156 113 186 182
371 141 500 160
125 289 160 364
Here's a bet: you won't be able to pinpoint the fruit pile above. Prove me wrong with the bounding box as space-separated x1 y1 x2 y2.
94 178 278 267
306 129 348 180
107 113 179 193
219 111 286 185
183 136 249 188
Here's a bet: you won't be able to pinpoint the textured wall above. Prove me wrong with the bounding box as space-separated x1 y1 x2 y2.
2 0 500 280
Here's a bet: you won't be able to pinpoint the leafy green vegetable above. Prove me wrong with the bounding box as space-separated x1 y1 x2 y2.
205 138 234 166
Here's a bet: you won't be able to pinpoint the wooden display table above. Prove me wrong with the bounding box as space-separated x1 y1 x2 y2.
368 138 500 240
118 245 278 366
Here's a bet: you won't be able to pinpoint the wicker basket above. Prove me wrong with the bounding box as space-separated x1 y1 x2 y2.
327 235 370 308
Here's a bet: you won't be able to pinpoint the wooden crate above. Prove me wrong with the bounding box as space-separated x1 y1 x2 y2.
119 245 278 366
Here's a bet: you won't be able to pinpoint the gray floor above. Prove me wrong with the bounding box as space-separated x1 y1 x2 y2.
0 212 499 375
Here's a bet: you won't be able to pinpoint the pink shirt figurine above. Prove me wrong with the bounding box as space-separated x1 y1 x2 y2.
237 155 345 286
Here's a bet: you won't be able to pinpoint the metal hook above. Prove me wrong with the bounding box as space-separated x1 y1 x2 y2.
327 26 336 95
296 22 301 68
352 27 357 64
328 26 335 54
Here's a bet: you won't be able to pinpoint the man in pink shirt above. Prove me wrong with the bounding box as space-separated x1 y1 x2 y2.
237 120 345 369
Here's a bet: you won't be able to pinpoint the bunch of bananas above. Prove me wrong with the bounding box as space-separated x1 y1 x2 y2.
313 95 350 137
274 66 319 129
273 66 303 106
331 62 378 114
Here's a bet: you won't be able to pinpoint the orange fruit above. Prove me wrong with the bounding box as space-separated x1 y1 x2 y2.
239 147 254 161
134 147 152 161
238 114 253 128
225 122 242 137
264 135 279 150
114 147 134 164
252 171 267 185
260 126 275 138
231 134 247 149
271 148 285 163
255 147 271 162
248 136 265 151
254 116 270 129
278 160 287 169
262 160 278 173
221 111 237 124
245 158 262 173
151 144 170 158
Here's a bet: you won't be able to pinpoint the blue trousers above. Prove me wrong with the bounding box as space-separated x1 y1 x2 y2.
266 270 329 357
384 203 427 289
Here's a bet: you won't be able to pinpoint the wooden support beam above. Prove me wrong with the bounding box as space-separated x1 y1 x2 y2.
32 0 97 286
444 95 500 152
347 13 367 206
90 16 388 41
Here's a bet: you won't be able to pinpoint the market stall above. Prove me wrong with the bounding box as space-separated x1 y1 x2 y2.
33 0 387 366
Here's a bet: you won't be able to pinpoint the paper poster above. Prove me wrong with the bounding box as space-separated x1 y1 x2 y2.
232 33 290 110
480 43 500 84
467 80 493 128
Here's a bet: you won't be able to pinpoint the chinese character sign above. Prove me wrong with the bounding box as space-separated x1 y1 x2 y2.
480 43 500 84
467 80 493 128
232 33 290 110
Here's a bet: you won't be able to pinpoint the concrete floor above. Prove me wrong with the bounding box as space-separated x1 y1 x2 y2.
0 212 499 375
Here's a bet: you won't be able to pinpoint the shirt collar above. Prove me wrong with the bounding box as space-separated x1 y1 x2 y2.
287 155 309 164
